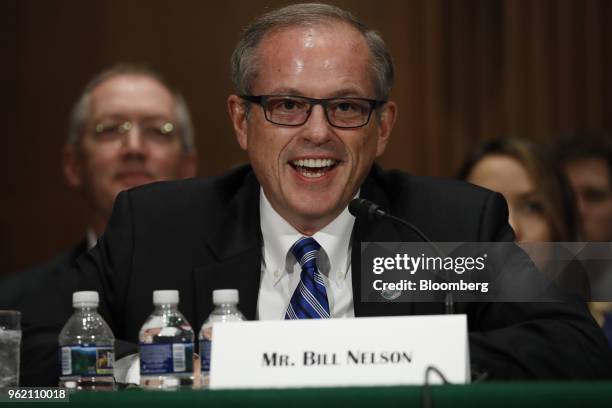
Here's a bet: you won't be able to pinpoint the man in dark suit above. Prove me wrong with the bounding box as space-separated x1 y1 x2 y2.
2 64 198 385
25 3 612 385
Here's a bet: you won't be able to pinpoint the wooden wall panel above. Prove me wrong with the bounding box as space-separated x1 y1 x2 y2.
1 0 611 274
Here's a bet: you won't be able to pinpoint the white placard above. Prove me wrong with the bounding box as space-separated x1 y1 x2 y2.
210 314 469 389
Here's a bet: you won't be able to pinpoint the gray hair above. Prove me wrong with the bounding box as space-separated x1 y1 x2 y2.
231 3 394 101
67 64 195 152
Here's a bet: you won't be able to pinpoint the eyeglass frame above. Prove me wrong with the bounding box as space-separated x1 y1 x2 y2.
239 94 387 129
90 120 177 145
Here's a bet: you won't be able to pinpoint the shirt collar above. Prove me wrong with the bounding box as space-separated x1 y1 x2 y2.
260 188 356 283
86 227 98 249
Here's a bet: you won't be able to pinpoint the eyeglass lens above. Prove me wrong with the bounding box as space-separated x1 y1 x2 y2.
93 120 176 145
263 96 373 128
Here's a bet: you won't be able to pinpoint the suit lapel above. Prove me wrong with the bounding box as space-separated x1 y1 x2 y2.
351 169 421 317
192 171 263 328
191 165 430 324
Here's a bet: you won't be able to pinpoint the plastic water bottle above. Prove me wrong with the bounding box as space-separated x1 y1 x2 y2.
199 289 245 387
58 291 115 391
139 290 194 390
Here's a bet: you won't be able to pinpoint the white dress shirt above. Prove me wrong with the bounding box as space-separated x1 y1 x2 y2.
86 228 98 249
257 189 356 320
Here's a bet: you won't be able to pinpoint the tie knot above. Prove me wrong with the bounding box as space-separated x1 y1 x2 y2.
291 237 321 268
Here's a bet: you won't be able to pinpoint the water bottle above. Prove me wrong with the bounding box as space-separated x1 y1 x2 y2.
139 290 194 390
58 291 115 391
199 289 245 387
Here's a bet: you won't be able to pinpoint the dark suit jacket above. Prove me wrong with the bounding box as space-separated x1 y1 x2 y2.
25 164 612 385
0 242 86 310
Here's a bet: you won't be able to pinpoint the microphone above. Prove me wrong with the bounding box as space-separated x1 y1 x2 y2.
349 198 431 243
348 198 386 221
349 198 454 314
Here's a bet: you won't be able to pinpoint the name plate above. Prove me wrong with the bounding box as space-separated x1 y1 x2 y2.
210 314 469 389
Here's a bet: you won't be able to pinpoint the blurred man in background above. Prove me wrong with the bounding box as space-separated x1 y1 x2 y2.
0 64 198 385
3 64 198 298
557 136 612 243
557 135 612 346
64 64 198 244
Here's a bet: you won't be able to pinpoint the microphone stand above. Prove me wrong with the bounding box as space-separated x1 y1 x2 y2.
350 198 455 314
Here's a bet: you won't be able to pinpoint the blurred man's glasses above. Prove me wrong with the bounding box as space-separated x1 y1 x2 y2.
240 95 386 129
92 120 176 145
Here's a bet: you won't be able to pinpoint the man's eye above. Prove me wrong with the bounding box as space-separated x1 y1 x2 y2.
283 100 297 109
274 99 303 111
331 101 366 114
269 98 305 113
144 127 174 140
94 124 122 137
336 102 354 112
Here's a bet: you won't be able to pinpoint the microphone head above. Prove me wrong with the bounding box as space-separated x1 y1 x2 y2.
349 198 385 221
349 198 432 243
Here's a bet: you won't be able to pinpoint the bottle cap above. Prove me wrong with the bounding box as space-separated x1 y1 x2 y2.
153 290 179 305
73 291 99 307
213 289 239 305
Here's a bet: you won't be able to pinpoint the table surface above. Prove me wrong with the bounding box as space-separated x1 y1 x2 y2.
3 382 612 407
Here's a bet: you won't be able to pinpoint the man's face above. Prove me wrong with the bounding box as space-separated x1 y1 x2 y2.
228 23 396 234
64 74 196 222
564 157 612 241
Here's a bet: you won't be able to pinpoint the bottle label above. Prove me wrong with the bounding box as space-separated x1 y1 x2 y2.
200 339 212 374
139 343 194 374
59 345 114 377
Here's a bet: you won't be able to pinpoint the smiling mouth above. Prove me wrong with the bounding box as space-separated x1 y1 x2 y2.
290 158 339 178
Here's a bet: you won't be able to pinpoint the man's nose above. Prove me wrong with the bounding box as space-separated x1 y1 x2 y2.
301 105 333 144
121 126 147 154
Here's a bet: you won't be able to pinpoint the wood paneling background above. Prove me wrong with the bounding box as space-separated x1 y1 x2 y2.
2 0 611 274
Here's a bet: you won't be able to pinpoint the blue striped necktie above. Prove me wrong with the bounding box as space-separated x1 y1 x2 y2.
285 237 330 319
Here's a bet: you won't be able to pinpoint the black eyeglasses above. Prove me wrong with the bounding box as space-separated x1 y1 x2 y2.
240 95 386 128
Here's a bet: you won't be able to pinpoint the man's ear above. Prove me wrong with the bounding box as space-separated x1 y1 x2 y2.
228 95 249 151
375 101 397 157
63 145 83 188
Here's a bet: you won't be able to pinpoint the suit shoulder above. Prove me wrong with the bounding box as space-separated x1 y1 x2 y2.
378 169 494 208
0 243 83 309
9 242 84 278
123 165 254 212
373 168 510 241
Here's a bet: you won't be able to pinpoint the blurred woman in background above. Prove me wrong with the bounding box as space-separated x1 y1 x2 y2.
459 138 612 348
458 138 579 242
